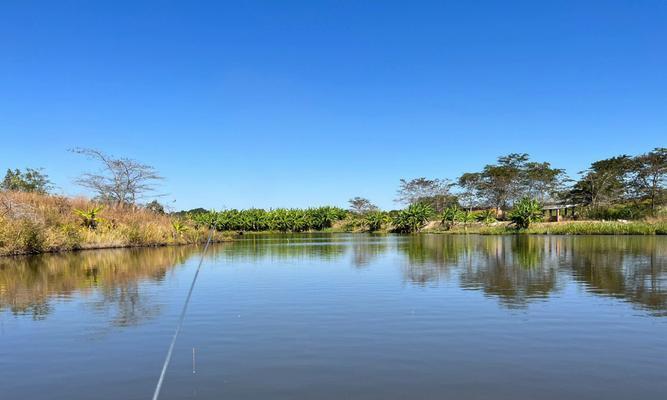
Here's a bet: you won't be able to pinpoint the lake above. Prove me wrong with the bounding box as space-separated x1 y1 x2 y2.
1 234 666 399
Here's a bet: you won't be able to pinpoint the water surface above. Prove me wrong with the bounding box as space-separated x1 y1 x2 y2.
1 234 666 399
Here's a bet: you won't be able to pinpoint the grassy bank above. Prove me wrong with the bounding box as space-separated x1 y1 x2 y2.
0 192 231 256
421 220 667 235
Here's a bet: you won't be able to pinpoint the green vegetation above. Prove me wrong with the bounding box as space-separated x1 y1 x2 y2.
476 209 497 224
1 146 665 257
441 205 463 229
426 220 666 235
391 203 434 233
189 207 347 233
2 168 52 194
508 198 543 229
74 205 105 229
0 191 229 256
364 211 390 232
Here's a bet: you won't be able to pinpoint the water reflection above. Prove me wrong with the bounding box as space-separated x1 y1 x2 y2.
398 235 666 315
1 235 666 323
210 234 348 262
458 236 560 308
0 246 198 322
564 237 667 316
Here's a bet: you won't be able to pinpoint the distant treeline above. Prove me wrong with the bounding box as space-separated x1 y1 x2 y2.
3 147 665 236
383 148 666 218
170 147 665 233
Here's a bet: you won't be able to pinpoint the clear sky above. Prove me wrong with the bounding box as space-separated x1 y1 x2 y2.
1 1 665 211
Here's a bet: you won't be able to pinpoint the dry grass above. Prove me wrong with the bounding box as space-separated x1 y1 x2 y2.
0 191 230 256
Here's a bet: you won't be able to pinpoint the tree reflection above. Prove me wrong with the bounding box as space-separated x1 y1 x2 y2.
0 246 196 323
397 234 465 285
210 233 348 262
349 235 389 268
563 236 667 316
458 236 560 308
398 235 667 314
1 234 665 322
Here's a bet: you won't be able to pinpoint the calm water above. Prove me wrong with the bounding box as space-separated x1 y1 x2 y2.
1 234 666 399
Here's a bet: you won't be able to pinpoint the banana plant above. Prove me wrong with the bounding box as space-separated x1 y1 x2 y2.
392 203 434 233
477 209 497 225
509 198 543 229
171 220 188 236
457 209 477 227
364 211 390 232
441 205 463 230
74 205 104 229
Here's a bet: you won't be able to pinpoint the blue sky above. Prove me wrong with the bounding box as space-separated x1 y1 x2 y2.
1 0 665 210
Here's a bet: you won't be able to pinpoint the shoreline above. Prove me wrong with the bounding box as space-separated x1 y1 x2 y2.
3 222 665 257
0 236 235 258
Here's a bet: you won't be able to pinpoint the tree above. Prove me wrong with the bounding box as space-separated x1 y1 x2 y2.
457 154 566 215
568 155 633 207
396 177 456 213
457 154 528 215
457 173 482 211
628 148 666 211
71 148 163 206
145 200 165 214
1 168 52 193
522 162 566 202
348 197 378 214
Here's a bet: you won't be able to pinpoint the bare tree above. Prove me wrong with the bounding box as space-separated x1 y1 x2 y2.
348 197 378 214
71 148 163 206
395 177 455 213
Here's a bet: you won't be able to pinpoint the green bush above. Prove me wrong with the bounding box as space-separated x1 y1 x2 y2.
582 203 651 220
364 211 390 232
74 206 104 229
508 198 543 229
189 206 347 233
441 205 463 229
477 209 497 224
392 203 434 233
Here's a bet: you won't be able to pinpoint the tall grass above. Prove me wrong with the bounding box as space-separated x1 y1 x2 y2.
0 191 228 256
441 221 667 235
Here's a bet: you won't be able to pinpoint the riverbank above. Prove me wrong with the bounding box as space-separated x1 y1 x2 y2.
319 219 667 235
419 220 667 235
2 192 666 256
0 192 232 256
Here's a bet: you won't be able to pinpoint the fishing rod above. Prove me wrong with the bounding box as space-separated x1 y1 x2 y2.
151 229 215 400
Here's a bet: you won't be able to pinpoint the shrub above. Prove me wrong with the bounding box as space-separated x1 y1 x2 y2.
457 210 477 227
477 209 497 224
171 220 188 236
441 206 463 229
364 211 390 232
74 206 104 229
582 203 651 220
508 198 543 229
392 203 434 233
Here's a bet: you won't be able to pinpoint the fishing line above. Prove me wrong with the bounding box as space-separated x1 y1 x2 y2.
151 229 215 400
